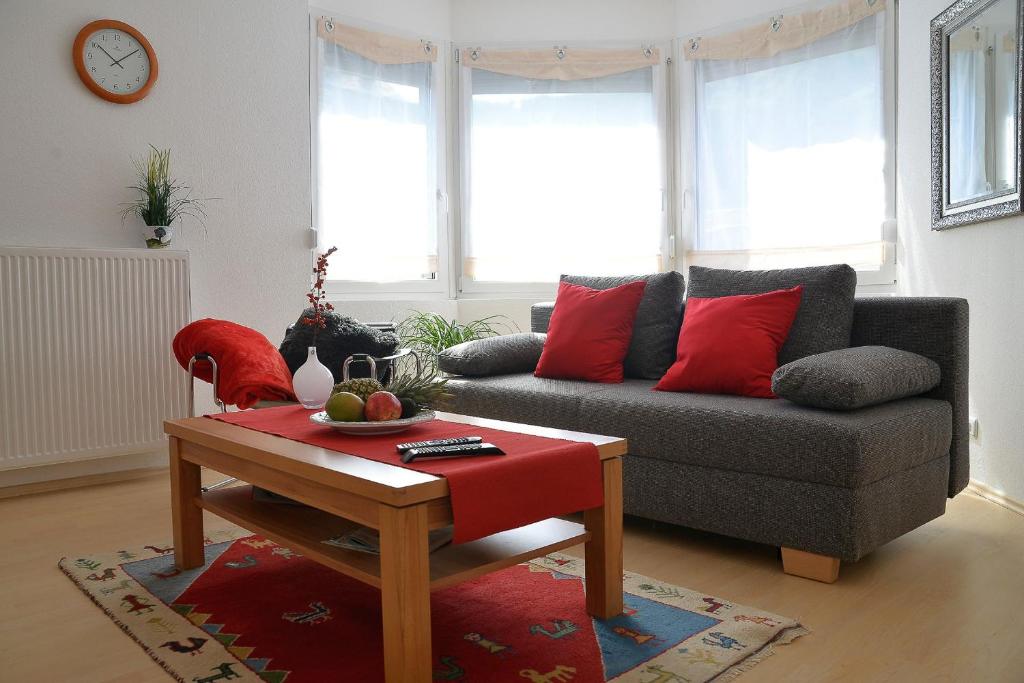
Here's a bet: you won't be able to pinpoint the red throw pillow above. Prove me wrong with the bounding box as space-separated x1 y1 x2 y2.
655 286 804 398
535 280 647 383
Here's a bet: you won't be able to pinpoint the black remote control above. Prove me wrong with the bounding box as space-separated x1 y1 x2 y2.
402 443 505 463
395 436 483 453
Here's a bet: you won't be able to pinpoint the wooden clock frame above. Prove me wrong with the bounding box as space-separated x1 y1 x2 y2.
73 19 158 104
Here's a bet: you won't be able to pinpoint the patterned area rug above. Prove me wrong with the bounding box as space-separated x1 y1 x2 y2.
60 530 808 682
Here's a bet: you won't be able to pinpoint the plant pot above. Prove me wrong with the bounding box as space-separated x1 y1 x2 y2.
293 346 334 409
143 224 174 248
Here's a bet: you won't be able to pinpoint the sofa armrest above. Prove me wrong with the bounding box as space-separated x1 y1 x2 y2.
531 302 555 333
851 297 969 497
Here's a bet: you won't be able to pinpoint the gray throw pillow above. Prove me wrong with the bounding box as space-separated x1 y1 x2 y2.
772 345 941 410
686 264 857 365
561 272 686 379
438 333 546 377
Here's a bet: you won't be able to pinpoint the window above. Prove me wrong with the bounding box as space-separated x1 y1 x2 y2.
459 48 666 287
313 20 441 284
688 3 891 273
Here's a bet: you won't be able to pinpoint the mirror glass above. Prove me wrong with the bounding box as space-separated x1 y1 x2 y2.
947 0 1019 205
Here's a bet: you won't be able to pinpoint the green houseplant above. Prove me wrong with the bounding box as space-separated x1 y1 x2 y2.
120 146 210 248
398 311 516 374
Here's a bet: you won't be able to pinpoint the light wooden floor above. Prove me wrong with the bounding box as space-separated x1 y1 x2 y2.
2 471 1022 682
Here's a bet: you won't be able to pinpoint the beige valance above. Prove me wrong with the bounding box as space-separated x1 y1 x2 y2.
460 46 660 80
317 19 437 64
684 0 885 61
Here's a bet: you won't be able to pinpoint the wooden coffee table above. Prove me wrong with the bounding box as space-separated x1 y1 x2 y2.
164 412 627 683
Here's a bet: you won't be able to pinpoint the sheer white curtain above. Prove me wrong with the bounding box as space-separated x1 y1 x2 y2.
691 10 888 270
316 29 438 282
462 62 663 283
949 36 990 204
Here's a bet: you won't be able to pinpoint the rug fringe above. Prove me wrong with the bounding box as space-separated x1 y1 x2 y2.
713 624 811 681
57 557 189 683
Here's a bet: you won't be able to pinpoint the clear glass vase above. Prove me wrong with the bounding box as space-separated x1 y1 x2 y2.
292 346 334 409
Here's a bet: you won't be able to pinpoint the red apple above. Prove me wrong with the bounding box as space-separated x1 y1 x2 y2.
364 391 402 422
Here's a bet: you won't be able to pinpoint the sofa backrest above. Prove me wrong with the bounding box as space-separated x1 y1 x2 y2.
531 296 970 497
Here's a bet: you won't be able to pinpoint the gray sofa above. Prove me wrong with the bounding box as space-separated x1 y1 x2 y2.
444 296 969 582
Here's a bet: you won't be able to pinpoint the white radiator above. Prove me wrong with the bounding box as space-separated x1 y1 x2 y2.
0 246 190 470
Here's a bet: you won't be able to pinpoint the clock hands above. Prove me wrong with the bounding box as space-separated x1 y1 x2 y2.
110 49 140 68
96 44 124 68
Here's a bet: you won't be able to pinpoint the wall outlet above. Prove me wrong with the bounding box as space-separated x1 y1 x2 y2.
968 416 979 438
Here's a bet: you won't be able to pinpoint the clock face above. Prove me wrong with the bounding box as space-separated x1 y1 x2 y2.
81 28 152 96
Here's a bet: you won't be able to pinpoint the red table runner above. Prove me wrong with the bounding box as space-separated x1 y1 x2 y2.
208 406 604 544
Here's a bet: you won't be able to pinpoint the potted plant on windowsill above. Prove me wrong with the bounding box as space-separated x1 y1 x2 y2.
120 145 211 248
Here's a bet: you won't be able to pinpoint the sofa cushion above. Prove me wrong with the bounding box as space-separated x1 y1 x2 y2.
562 272 686 379
438 333 546 377
686 264 857 365
655 287 803 398
772 346 942 410
446 374 952 489
579 381 951 488
446 374 610 431
536 280 647 383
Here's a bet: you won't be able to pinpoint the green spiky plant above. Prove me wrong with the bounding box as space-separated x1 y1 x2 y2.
120 145 211 247
397 312 516 374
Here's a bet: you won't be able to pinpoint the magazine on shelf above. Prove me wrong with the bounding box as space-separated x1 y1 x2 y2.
323 525 454 555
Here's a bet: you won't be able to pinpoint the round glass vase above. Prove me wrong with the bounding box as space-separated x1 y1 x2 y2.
292 346 334 409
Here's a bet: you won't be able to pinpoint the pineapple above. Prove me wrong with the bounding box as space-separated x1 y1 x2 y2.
388 372 453 412
331 377 385 402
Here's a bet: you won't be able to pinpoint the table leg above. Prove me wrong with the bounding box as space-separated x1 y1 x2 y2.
584 456 624 619
379 503 432 683
170 437 205 570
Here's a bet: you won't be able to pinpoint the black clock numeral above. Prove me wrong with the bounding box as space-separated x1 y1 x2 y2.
113 34 120 41
136 76 141 82
90 66 96 73
87 51 93 59
102 34 106 41
113 84 118 90
100 78 105 83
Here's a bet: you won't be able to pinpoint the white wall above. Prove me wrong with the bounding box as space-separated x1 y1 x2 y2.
451 0 676 43
674 0 782 34
313 0 451 38
0 0 311 341
896 0 1024 503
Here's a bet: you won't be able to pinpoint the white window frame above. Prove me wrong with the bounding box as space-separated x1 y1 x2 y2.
309 10 451 300
675 4 898 288
453 41 675 299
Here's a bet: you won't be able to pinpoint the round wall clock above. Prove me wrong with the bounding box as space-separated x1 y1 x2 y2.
73 19 158 104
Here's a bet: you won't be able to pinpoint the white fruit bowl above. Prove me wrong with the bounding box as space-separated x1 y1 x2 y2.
309 410 435 436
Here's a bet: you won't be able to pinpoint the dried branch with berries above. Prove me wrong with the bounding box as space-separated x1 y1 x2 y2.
302 246 338 343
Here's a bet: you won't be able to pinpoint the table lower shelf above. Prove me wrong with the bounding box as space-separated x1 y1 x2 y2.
199 485 589 590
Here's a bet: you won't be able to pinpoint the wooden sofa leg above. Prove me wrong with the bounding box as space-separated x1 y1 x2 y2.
781 548 840 583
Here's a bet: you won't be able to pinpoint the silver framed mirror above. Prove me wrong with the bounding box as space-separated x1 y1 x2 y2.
931 0 1023 230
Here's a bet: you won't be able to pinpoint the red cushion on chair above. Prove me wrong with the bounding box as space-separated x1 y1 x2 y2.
535 280 647 383
173 319 296 410
655 286 803 398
